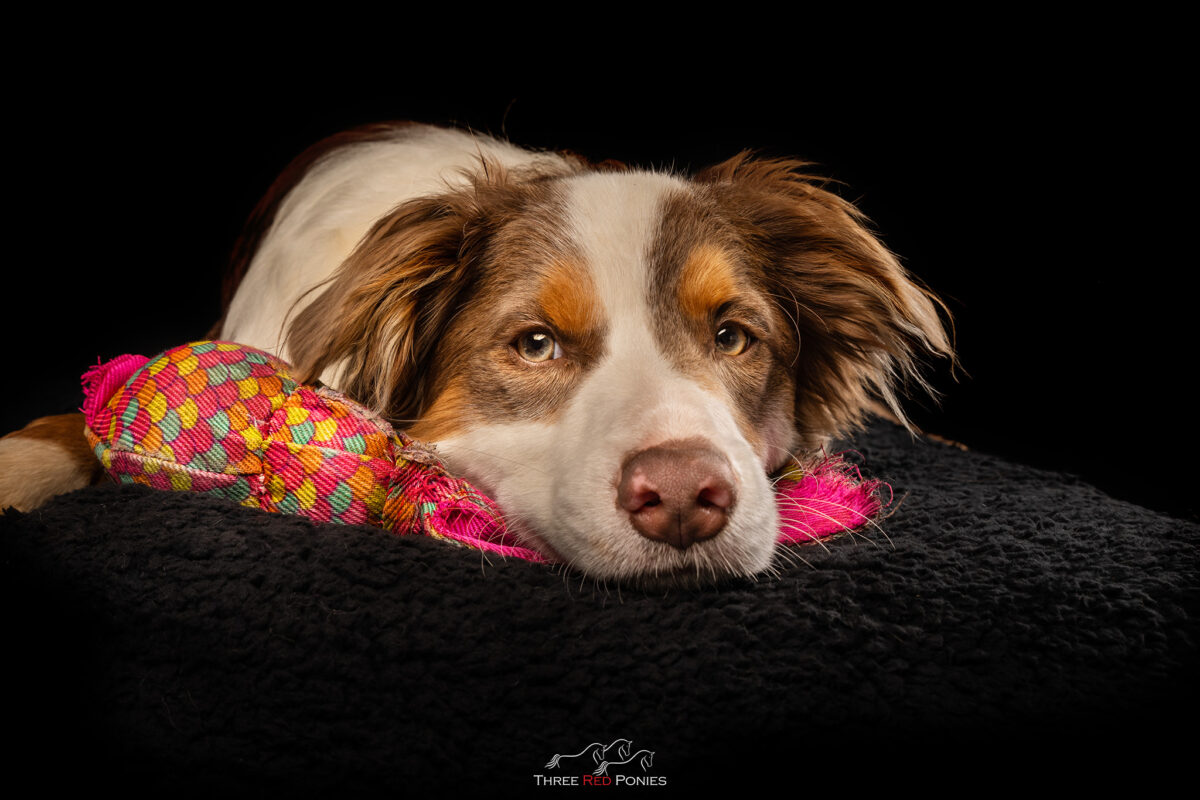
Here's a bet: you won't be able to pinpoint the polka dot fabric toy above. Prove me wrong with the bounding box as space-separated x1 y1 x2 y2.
82 340 886 564
82 340 542 561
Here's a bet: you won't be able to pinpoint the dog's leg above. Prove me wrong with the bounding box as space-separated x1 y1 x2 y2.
0 413 103 513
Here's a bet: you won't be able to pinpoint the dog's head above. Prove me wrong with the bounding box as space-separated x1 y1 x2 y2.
288 153 951 584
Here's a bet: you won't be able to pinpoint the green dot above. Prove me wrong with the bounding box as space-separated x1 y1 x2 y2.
207 409 230 440
277 492 299 515
329 482 353 515
290 420 315 445
159 408 182 443
227 359 256 381
218 480 251 503
117 398 141 448
206 363 231 385
197 443 228 473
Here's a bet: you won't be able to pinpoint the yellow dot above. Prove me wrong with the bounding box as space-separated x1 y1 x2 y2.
366 484 387 514
147 392 168 423
237 377 260 399
312 418 337 443
297 477 317 510
176 354 200 376
285 405 310 426
178 397 199 430
169 471 193 492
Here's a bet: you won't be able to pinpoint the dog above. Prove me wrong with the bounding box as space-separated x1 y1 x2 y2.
0 122 951 584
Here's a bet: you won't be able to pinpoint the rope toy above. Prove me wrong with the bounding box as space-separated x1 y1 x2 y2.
82 340 886 562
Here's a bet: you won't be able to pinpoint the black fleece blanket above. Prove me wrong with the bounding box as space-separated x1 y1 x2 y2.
3 420 1196 796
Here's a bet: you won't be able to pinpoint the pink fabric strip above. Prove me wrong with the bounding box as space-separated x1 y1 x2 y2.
81 353 149 420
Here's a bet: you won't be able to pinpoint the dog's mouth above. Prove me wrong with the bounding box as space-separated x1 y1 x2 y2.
434 456 775 583
445 454 887 585
428 420 885 584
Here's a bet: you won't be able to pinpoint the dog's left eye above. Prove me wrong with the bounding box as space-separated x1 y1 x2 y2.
715 323 753 356
515 330 563 363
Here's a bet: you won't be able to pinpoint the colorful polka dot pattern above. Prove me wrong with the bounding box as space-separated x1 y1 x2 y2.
83 341 546 562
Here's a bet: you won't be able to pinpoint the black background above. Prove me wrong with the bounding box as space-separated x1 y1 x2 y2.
4 36 1193 521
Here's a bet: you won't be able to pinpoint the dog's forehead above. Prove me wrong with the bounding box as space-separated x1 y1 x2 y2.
560 171 691 318
554 173 757 338
479 170 758 359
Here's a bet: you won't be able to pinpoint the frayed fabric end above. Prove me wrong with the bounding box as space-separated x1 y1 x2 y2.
80 354 149 423
773 455 890 544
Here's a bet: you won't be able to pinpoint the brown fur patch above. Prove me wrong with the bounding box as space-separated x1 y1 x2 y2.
538 259 602 341
404 379 478 442
4 413 103 484
677 244 741 324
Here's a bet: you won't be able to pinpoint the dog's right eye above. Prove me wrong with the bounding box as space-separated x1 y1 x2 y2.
515 330 563 363
715 322 753 356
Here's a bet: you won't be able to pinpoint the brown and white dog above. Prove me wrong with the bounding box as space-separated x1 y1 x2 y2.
0 122 951 584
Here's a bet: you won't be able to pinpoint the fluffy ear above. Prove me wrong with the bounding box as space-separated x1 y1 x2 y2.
287 177 504 423
697 153 954 446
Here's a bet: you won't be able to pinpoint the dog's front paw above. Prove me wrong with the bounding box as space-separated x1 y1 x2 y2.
0 413 102 514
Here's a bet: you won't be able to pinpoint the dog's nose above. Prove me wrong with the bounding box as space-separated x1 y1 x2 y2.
617 439 736 550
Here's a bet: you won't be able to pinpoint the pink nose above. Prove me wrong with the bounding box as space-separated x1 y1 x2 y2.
617 439 736 550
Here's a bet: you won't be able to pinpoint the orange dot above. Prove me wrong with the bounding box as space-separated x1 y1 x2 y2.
227 401 249 431
185 367 209 395
136 378 159 407
138 425 163 454
295 446 324 475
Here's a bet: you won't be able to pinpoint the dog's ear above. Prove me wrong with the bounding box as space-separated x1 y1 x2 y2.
287 177 503 423
697 153 954 446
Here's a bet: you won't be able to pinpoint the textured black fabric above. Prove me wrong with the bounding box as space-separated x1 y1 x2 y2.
3 421 1196 796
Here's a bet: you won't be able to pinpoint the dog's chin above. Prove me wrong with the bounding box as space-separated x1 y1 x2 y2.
564 532 781 589
473 474 782 588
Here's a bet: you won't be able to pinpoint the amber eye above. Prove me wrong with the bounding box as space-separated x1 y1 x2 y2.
715 323 752 356
515 330 563 363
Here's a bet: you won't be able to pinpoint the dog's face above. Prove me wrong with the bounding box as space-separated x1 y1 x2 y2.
289 154 949 584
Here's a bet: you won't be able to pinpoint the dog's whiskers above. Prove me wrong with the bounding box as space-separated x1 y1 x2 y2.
779 500 889 550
